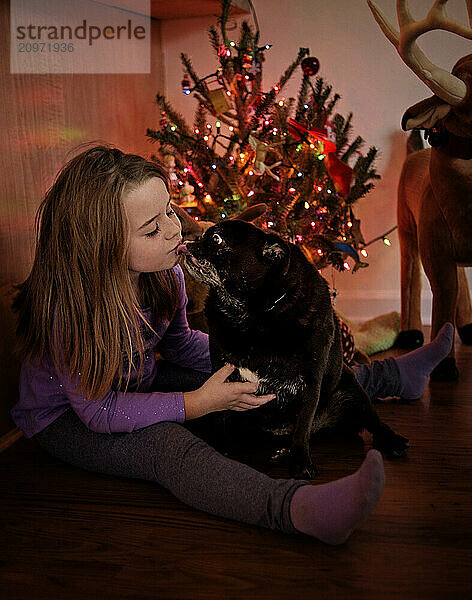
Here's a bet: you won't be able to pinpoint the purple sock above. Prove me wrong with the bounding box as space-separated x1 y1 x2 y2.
289 449 385 545
395 322 454 399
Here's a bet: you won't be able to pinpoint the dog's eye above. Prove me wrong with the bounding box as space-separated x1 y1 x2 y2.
212 233 223 245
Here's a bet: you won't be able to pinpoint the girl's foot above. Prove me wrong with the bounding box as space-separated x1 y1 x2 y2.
289 449 385 545
396 322 454 399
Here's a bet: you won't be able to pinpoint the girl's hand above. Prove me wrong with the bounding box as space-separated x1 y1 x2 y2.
183 364 276 420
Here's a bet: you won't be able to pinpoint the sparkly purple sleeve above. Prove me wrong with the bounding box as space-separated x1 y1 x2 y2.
60 374 186 433
157 266 212 373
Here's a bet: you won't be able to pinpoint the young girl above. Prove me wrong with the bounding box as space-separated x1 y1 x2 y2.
11 146 454 545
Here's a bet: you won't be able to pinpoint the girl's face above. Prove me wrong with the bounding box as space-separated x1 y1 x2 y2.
123 177 182 280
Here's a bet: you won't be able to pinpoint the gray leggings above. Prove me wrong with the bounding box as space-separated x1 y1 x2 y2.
34 358 401 535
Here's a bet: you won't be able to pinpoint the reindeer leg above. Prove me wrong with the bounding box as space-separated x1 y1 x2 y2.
457 267 472 345
396 187 424 348
422 256 459 381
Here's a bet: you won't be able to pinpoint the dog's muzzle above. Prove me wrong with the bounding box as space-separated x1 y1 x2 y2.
176 242 189 255
182 245 223 288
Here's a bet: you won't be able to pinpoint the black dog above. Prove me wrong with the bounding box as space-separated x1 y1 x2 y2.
183 220 409 478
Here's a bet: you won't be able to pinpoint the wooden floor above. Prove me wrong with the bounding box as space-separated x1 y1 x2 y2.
1 327 471 599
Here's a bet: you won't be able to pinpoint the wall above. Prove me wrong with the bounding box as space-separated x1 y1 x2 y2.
0 4 165 289
160 0 472 322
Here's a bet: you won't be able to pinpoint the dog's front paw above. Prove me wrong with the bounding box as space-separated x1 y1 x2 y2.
268 446 290 465
373 428 410 458
288 448 319 479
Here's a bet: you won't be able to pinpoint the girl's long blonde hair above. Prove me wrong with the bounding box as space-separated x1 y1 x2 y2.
13 145 180 401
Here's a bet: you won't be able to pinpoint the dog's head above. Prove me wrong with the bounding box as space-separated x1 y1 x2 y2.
183 220 291 298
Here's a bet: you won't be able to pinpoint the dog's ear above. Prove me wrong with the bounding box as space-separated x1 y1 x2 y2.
171 202 203 240
260 234 291 276
231 203 268 223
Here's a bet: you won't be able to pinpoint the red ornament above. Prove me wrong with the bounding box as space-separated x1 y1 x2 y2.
301 57 320 77
288 118 353 196
324 153 353 197
288 118 337 153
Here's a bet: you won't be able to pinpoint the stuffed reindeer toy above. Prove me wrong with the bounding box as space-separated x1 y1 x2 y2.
368 0 472 380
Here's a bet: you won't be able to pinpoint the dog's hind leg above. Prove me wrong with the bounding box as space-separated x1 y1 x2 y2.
333 365 410 457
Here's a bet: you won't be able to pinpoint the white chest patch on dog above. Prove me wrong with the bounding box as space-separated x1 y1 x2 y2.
238 368 267 385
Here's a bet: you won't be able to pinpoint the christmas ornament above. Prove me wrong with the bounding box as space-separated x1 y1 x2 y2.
288 117 353 196
163 154 178 182
180 181 197 207
301 56 320 77
287 118 337 153
348 212 365 246
333 241 360 262
324 153 353 197
207 85 232 116
248 135 283 181
331 241 367 273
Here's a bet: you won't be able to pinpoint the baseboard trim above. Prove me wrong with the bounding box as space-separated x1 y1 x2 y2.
0 427 23 454
335 292 433 325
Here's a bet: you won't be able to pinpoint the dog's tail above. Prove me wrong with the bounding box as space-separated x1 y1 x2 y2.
407 130 424 154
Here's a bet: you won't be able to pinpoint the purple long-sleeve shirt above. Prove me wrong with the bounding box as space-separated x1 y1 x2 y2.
11 265 212 438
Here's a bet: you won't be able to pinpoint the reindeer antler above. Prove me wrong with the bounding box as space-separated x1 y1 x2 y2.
367 0 472 105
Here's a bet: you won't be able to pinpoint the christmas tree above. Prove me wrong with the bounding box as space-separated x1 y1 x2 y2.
147 0 393 273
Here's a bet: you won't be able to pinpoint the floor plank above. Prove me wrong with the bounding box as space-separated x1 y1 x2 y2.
1 328 471 599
